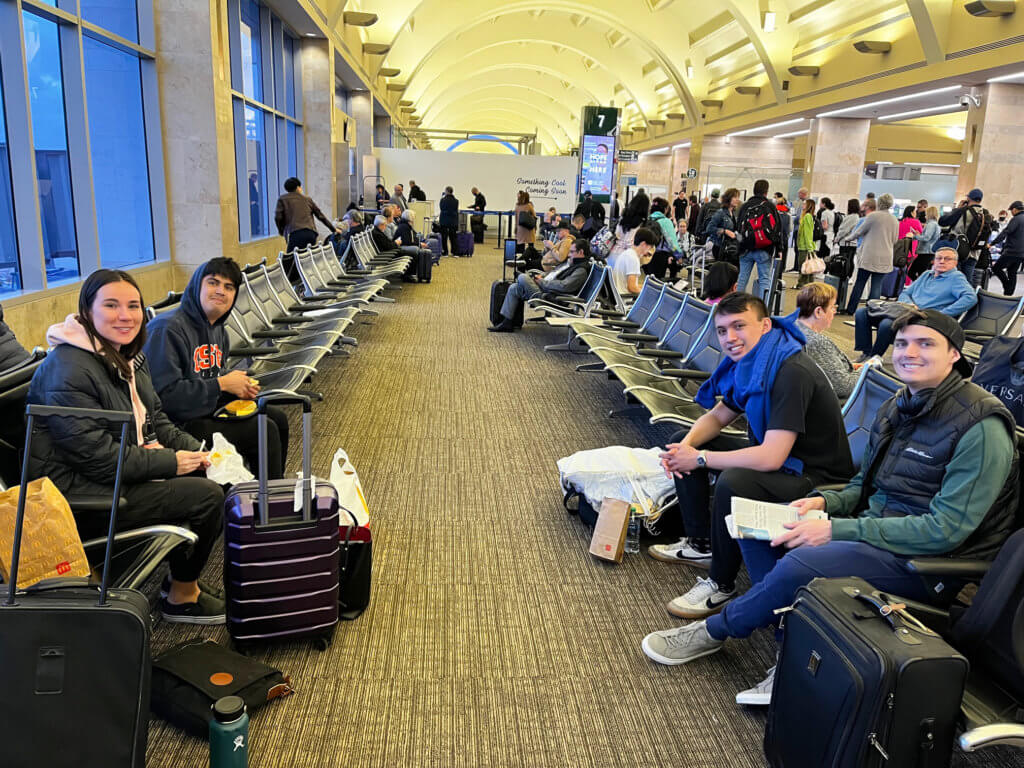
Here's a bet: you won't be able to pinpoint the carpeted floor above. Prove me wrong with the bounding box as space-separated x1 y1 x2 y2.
146 243 1024 767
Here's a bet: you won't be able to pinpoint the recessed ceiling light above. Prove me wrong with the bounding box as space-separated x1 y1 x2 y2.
305 33 316 37
640 147 671 156
988 70 1024 83
728 117 804 138
762 11 776 32
877 103 964 121
816 85 961 118
773 129 809 139
672 142 691 149
686 65 694 79
875 161 893 165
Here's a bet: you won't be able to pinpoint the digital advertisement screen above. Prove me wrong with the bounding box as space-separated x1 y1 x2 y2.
579 134 615 202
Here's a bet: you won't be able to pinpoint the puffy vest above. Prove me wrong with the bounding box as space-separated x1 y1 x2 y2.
862 373 1019 560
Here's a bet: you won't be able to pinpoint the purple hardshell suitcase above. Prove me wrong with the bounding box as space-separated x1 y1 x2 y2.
455 231 475 257
224 393 339 648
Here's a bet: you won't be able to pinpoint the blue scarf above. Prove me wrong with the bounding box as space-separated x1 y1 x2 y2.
695 311 807 474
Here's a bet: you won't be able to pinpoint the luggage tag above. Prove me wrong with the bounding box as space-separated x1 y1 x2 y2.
293 473 318 516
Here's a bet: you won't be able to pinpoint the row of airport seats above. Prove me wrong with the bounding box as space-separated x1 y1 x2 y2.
0 232 413 594
511 268 1024 755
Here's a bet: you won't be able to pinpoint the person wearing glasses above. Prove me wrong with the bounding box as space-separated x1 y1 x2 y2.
853 246 978 361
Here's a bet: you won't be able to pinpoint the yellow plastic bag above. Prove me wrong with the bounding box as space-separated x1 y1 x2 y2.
0 477 91 588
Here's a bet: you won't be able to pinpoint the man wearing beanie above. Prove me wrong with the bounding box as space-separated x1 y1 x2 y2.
991 200 1024 295
641 307 1018 709
939 188 992 284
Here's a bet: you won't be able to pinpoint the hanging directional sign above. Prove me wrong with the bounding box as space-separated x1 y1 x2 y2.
618 150 639 162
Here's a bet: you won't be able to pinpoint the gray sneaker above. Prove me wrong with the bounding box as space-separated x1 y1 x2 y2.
667 576 737 618
641 620 724 666
736 665 775 706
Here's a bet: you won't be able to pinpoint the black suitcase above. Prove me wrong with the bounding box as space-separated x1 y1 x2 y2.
490 255 524 327
765 576 967 768
0 404 150 768
823 273 848 309
417 250 432 283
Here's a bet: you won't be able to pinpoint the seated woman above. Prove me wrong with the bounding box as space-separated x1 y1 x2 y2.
702 262 738 304
27 269 225 625
794 282 861 399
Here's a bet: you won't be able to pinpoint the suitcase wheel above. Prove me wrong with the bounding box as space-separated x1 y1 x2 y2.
315 635 331 652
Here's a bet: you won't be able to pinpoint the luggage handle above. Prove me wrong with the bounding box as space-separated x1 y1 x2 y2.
4 404 131 609
255 392 319 527
852 591 902 631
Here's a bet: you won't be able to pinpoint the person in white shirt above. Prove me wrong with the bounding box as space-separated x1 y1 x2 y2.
613 227 658 296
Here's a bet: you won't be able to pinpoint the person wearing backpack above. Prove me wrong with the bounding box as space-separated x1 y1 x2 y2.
842 194 899 314
735 179 780 299
939 188 991 284
514 190 537 251
643 198 678 278
695 189 722 244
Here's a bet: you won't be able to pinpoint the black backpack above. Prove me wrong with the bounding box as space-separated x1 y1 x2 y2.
811 215 824 243
832 211 844 236
892 236 913 269
740 199 781 251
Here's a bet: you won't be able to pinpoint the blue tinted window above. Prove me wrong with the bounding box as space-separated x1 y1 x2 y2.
23 12 79 283
239 0 262 102
241 104 267 238
0 70 20 295
283 35 295 118
84 37 154 269
286 121 298 178
80 0 139 43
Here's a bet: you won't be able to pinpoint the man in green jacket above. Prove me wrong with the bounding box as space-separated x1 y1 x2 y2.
641 309 1018 704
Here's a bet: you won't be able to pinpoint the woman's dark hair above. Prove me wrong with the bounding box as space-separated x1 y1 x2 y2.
517 190 530 205
78 269 146 379
821 197 834 211
620 191 651 230
703 262 739 302
284 177 301 192
571 238 591 258
721 187 740 206
846 198 860 215
689 194 698 204
651 197 669 215
376 184 385 192
902 205 916 220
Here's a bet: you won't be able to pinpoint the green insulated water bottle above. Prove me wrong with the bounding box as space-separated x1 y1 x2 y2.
210 695 249 768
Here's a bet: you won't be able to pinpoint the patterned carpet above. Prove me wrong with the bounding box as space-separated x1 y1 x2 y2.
146 244 1023 767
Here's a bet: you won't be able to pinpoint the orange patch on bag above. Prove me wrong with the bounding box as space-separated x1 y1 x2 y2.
55 561 71 575
209 672 234 686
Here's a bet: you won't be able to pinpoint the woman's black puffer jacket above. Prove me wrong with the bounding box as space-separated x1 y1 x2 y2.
26 345 199 495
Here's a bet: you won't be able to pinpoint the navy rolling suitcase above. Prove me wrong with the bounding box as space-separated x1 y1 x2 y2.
765 576 967 768
455 231 475 257
880 266 906 299
0 405 151 768
224 393 339 649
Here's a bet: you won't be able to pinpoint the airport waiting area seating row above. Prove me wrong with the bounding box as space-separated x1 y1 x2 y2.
504 264 1024 755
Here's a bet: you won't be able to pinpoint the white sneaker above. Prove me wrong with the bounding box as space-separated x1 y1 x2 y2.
736 665 775 707
647 538 711 568
641 620 724 666
667 576 737 618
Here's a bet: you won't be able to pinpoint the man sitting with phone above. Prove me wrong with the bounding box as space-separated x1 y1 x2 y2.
540 220 574 271
642 309 1017 707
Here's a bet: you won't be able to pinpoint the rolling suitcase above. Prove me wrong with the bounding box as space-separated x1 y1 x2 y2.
489 256 524 327
880 266 906 299
416 250 433 283
455 231 475 257
0 404 150 768
765 576 967 768
823 273 848 309
224 393 340 649
427 235 442 264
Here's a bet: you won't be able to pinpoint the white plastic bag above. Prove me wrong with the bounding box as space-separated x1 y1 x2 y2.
556 445 674 517
204 432 254 485
328 448 370 526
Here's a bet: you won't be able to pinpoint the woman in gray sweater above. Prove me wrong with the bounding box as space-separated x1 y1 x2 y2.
796 282 862 399
843 193 899 314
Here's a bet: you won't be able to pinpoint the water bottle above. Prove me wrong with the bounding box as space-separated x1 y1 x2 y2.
624 507 641 554
210 695 249 768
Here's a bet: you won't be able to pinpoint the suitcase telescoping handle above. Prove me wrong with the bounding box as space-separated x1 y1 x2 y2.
4 404 131 608
256 392 313 527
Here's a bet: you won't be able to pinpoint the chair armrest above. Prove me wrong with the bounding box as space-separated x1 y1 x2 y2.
904 557 991 578
68 494 127 513
618 332 659 342
591 308 624 318
603 319 639 329
959 724 1024 752
271 314 313 323
559 296 587 304
252 329 298 339
657 368 710 380
227 345 278 357
636 348 684 359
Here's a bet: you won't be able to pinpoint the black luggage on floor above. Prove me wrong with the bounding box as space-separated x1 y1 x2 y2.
471 214 486 243
416 250 432 282
765 576 967 768
224 393 340 648
0 404 151 768
489 255 524 327
823 273 848 309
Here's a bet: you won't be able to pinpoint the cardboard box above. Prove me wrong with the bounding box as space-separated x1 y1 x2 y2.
589 498 631 563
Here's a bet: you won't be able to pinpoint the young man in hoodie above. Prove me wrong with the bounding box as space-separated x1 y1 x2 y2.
647 292 854 628
144 258 290 479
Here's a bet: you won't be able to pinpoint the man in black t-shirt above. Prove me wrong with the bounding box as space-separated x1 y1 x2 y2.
672 190 688 223
648 292 854 620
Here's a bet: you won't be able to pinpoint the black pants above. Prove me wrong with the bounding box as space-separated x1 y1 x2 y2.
642 251 671 279
993 252 1024 295
907 252 933 282
185 405 290 480
281 229 319 282
439 226 457 256
75 477 224 583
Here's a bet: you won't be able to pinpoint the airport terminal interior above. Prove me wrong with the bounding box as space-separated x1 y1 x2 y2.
4 0 1024 766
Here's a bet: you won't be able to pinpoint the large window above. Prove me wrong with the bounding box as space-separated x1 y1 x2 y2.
229 0 303 242
0 2 164 297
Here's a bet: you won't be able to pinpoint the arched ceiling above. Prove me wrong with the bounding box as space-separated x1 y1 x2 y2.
318 0 1024 154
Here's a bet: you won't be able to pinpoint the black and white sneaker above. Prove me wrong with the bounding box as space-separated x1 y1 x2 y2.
160 576 223 599
647 537 712 568
160 592 227 625
666 576 737 618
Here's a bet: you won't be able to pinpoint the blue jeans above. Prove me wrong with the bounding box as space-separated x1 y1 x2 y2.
844 268 886 314
853 307 897 355
737 249 772 300
705 541 937 641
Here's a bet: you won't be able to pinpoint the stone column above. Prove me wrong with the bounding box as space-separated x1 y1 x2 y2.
804 117 871 204
351 91 375 204
956 83 1024 213
299 38 334 220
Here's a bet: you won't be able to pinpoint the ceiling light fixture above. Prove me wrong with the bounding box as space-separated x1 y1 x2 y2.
816 84 961 118
727 117 804 138
686 64 695 79
875 161 893 165
923 162 961 167
988 70 1024 82
640 147 671 156
773 128 809 139
877 103 965 121
762 11 776 32
672 142 691 149
946 126 966 141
